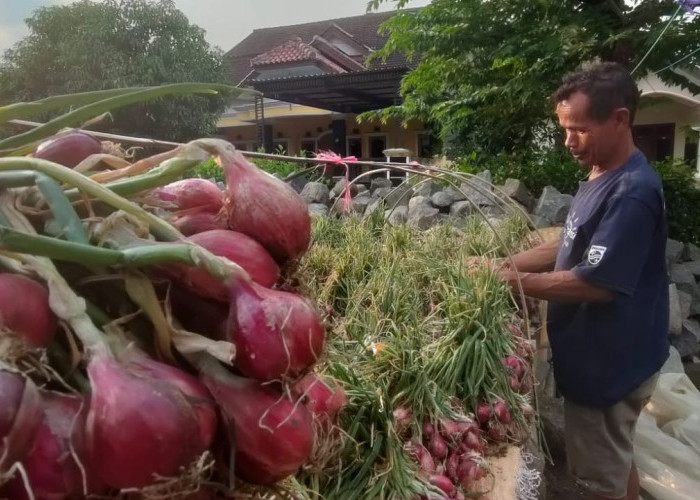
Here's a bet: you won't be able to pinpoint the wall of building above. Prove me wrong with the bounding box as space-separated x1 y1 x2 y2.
635 98 699 159
218 114 428 159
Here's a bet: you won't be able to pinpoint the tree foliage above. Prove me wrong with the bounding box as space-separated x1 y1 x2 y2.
365 0 700 158
0 0 231 141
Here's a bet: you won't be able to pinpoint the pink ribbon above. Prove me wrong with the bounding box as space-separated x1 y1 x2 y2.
314 151 358 212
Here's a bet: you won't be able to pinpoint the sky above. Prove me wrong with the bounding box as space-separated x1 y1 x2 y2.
0 0 431 55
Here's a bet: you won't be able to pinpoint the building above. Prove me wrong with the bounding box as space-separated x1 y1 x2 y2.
636 70 700 175
217 10 436 163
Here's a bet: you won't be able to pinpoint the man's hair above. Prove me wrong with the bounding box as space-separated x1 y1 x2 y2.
553 61 640 125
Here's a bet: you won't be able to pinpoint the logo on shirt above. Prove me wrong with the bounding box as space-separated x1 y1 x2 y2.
563 212 579 248
587 245 607 265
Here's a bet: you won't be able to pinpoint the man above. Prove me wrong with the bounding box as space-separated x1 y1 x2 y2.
498 61 669 500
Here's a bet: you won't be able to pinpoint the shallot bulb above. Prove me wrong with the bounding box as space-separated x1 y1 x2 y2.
224 278 325 381
33 132 102 168
291 373 347 424
85 351 211 489
218 144 311 263
171 229 280 296
0 273 58 348
0 370 42 473
200 364 314 485
1 391 104 500
145 178 223 214
173 212 228 236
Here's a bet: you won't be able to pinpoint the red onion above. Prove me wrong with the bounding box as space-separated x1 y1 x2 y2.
428 474 455 495
291 373 347 424
224 278 325 381
200 364 314 485
503 355 526 379
0 370 42 473
86 351 209 489
445 451 460 482
125 349 218 449
0 273 58 348
1 391 104 500
33 132 102 168
456 455 484 489
519 378 532 394
438 417 473 443
406 438 435 474
422 420 435 438
520 402 535 418
428 432 448 460
476 402 492 424
393 406 413 429
218 146 311 263
173 212 228 236
508 375 521 392
174 230 280 296
487 422 507 442
145 178 223 214
493 400 511 424
463 428 482 452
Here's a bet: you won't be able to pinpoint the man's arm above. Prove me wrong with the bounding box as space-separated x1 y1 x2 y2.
505 238 560 273
500 268 614 303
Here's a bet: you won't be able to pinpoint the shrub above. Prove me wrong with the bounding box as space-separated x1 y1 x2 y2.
185 156 300 183
652 158 700 246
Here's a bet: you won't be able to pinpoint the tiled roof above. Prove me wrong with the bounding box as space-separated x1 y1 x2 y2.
251 37 318 66
225 9 418 83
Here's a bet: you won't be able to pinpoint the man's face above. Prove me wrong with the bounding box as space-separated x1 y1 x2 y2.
556 92 625 168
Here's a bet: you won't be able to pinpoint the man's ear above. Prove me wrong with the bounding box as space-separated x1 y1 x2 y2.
612 107 631 129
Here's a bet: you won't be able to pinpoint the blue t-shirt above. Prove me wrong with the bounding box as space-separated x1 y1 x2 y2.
547 149 669 408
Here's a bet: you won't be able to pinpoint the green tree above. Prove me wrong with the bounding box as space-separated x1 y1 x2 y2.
365 0 700 159
0 0 230 141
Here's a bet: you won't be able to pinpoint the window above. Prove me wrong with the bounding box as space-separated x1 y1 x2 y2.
367 134 387 159
346 136 362 158
300 139 316 158
232 142 248 151
633 123 675 162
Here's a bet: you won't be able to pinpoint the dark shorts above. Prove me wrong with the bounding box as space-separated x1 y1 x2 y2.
563 372 659 498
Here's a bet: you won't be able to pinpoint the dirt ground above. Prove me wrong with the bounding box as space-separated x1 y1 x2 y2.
543 459 588 499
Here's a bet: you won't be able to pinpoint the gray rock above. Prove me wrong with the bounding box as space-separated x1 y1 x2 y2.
372 187 394 200
407 200 440 230
351 196 371 215
384 185 413 208
669 284 683 336
440 184 465 202
669 266 700 315
370 177 392 193
529 215 553 229
670 329 700 359
683 319 700 343
330 179 359 198
667 239 685 265
683 242 700 262
674 261 700 279
288 175 309 194
534 186 573 224
431 190 455 209
409 196 432 209
386 206 408 225
461 171 497 206
300 182 330 205
679 290 693 320
216 181 225 190
356 184 369 195
307 203 329 217
660 346 685 374
502 178 532 208
684 362 700 391
449 200 474 218
364 198 386 217
413 181 441 198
